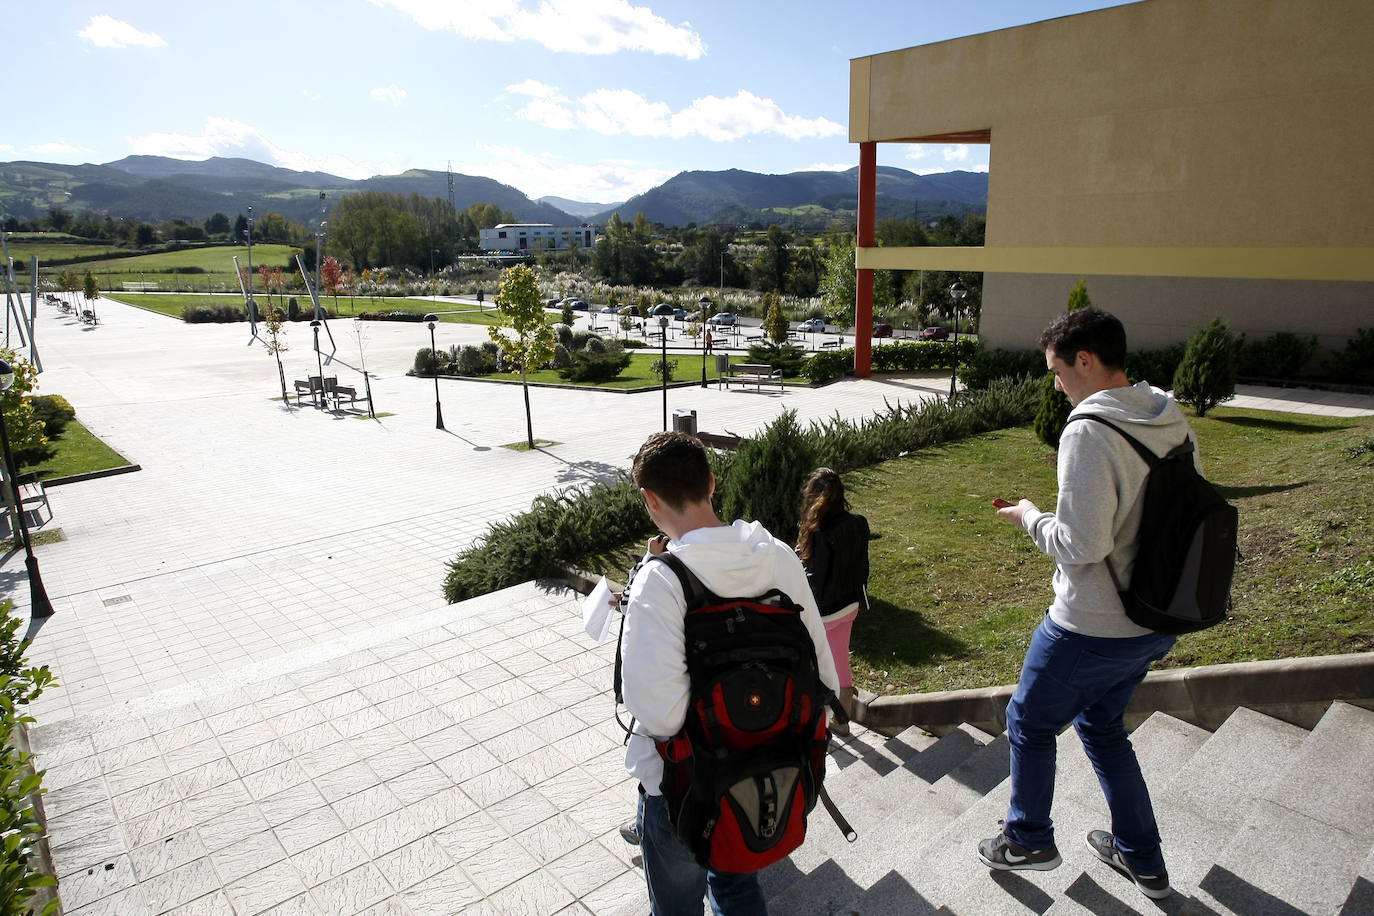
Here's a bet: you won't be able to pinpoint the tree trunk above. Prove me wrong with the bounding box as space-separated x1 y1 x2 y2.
276 355 288 403
522 367 534 449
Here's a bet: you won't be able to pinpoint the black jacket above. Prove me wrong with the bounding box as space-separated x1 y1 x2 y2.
804 511 871 617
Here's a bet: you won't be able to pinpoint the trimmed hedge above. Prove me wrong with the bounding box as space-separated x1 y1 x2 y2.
183 303 246 323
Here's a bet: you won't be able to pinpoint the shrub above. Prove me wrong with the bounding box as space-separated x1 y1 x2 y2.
1237 332 1318 380
621 339 648 349
552 343 574 370
1126 344 1187 388
0 609 58 916
717 409 816 545
585 336 606 354
570 330 598 350
182 303 246 323
287 298 301 321
412 347 442 377
804 348 853 384
651 358 678 383
1033 371 1072 449
1324 328 1374 384
1173 317 1239 416
747 342 807 377
558 351 631 383
553 323 574 348
27 395 75 438
454 345 493 376
869 340 976 373
959 348 1044 390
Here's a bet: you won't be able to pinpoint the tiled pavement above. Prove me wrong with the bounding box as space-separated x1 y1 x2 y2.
6 294 1372 915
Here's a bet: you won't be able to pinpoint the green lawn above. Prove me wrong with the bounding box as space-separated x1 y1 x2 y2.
26 244 300 292
474 352 799 389
583 407 1374 696
20 419 131 481
2 237 128 264
107 292 514 325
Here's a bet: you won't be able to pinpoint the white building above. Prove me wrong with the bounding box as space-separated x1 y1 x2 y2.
478 223 601 253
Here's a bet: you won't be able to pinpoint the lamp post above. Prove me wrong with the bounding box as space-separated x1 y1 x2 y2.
948 279 968 399
0 360 53 619
314 221 328 316
698 295 712 387
659 316 670 430
429 249 437 300
243 206 255 315
309 320 325 407
425 314 444 430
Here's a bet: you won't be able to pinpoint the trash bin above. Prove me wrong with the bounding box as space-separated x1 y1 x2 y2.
673 409 697 435
714 354 730 374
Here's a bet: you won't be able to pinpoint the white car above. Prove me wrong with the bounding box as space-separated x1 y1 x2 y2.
799 318 826 332
708 312 737 327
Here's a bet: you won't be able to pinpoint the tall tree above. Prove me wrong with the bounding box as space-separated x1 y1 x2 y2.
490 265 556 449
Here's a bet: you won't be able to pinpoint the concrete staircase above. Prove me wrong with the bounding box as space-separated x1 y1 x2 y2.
771 702 1374 915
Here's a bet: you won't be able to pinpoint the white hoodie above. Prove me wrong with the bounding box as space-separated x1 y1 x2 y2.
1021 381 1199 639
621 519 840 794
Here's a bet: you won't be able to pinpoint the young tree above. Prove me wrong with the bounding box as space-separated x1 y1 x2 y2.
0 348 47 461
262 307 290 402
490 265 556 449
321 256 344 314
1034 279 1090 449
1173 317 1239 416
819 235 856 327
763 292 789 344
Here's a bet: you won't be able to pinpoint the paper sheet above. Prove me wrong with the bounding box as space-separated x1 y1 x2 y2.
582 576 617 643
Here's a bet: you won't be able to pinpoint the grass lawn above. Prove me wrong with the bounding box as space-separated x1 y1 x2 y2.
583 407 1374 696
2 237 127 264
28 244 300 291
108 292 511 326
481 352 801 389
20 419 131 481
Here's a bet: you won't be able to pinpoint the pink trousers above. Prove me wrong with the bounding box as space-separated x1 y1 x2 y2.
822 602 860 689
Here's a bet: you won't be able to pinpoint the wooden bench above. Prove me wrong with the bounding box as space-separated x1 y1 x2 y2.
12 472 50 523
293 377 322 405
325 378 360 410
720 362 785 392
79 309 98 325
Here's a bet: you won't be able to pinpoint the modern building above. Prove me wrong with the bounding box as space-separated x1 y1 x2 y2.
478 223 600 254
847 0 1374 374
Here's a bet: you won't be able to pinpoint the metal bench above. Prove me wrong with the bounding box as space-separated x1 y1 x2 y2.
720 362 786 392
293 376 322 405
15 472 51 522
820 340 844 349
324 378 360 410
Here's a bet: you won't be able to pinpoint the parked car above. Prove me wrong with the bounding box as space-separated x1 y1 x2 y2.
569 299 589 310
651 303 676 316
919 326 950 340
602 305 619 314
873 323 894 338
708 312 737 326
685 310 703 322
799 317 826 333
623 305 641 317
673 307 690 321
547 298 560 308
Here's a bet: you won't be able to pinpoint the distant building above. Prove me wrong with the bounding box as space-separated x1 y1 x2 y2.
478 223 600 253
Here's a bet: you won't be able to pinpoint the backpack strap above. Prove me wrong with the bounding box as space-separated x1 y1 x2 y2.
1066 414 1191 468
648 552 715 609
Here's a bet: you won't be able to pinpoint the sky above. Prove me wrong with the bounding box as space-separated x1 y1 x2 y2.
10 0 1139 205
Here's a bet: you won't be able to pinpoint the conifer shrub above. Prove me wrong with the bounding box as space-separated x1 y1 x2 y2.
1173 317 1240 416
958 348 1044 389
552 343 574 369
558 351 631 383
747 342 807 377
1323 328 1374 384
584 336 606 354
454 345 492 376
1237 332 1317 380
1033 279 1089 448
412 347 442 377
716 409 815 545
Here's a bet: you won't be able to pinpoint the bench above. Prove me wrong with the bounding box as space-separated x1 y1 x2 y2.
293 377 322 405
820 339 843 349
7 472 51 525
720 362 785 392
325 378 360 410
79 309 98 325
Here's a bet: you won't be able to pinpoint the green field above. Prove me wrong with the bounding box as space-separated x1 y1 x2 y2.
2 233 128 264
582 407 1374 695
20 418 131 481
25 244 299 292
107 292 511 325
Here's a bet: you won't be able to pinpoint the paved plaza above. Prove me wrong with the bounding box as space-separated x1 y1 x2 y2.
5 294 1372 916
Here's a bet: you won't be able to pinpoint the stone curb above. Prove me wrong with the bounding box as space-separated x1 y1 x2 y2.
42 464 142 487
861 651 1374 735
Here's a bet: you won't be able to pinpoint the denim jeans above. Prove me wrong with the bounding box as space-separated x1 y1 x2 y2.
638 789 768 915
1003 616 1176 874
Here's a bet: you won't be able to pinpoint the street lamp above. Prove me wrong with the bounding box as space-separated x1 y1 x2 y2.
429 249 438 300
659 316 670 430
243 206 255 313
309 320 325 407
0 360 54 619
424 314 445 430
698 295 712 388
948 279 968 399
314 220 328 316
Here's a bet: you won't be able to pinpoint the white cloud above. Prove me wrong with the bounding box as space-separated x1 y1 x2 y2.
461 143 673 201
369 85 407 105
506 84 841 142
795 163 854 173
0 144 13 153
302 90 321 102
904 143 989 174
124 118 400 180
30 142 93 155
77 15 165 49
371 0 704 58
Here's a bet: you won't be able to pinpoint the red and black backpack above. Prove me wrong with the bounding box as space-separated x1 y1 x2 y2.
616 552 855 874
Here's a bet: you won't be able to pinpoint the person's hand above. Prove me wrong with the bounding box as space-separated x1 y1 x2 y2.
647 533 670 555
996 499 1036 531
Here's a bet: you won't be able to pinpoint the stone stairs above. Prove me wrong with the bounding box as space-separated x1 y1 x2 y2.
768 701 1374 915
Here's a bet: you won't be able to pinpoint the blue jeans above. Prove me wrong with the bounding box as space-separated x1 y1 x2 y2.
1003 616 1176 875
638 789 768 916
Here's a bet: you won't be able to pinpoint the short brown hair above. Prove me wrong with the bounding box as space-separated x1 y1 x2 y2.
631 432 711 511
1038 307 1128 371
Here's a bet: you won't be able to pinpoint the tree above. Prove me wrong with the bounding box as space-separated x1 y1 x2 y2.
0 349 47 462
1173 317 1239 416
490 265 556 449
204 212 231 237
320 256 344 313
262 306 289 402
818 234 856 326
82 270 99 303
1034 279 1090 448
232 214 249 244
762 293 789 344
717 409 816 545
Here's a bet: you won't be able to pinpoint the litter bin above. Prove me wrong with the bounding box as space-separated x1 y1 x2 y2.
715 354 730 374
673 409 697 435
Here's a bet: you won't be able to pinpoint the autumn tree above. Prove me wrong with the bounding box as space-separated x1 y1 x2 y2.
262 306 289 402
321 256 344 313
490 265 556 449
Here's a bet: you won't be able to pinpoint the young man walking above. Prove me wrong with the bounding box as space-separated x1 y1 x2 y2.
621 431 839 916
979 308 1195 900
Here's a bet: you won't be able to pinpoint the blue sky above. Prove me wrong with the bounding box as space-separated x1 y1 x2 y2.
11 0 1137 204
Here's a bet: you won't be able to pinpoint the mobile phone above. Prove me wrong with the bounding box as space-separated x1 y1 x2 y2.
992 498 1013 508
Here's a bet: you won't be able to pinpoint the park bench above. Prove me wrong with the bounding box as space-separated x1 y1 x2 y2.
820 339 844 349
5 471 51 526
720 362 786 392
293 376 323 405
79 309 98 325
324 378 360 410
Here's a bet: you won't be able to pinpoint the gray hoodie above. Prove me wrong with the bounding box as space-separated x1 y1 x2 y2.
1021 381 1198 638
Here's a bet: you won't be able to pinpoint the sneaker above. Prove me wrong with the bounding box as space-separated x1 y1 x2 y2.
1086 830 1171 900
619 817 641 846
977 830 1062 871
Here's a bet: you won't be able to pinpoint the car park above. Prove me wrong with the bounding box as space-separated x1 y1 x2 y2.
708 312 737 326
569 299 589 310
673 307 689 321
623 305 642 317
799 317 826 333
873 323 894 338
685 310 703 322
919 326 949 340
651 303 676 316
547 298 560 308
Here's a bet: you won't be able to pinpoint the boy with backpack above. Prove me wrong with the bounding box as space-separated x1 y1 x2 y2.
979 307 1214 901
620 431 840 916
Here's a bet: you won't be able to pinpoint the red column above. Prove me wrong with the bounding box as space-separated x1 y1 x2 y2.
854 142 876 378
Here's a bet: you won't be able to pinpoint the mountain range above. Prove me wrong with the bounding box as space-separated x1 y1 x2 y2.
0 156 986 230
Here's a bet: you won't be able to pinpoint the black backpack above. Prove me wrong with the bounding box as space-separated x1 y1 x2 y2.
615 552 855 873
1068 415 1238 634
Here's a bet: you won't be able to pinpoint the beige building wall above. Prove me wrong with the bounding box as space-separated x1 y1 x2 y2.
851 0 1374 350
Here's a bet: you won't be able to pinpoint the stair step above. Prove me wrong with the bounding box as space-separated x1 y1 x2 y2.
1192 701 1374 915
840 712 1209 915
